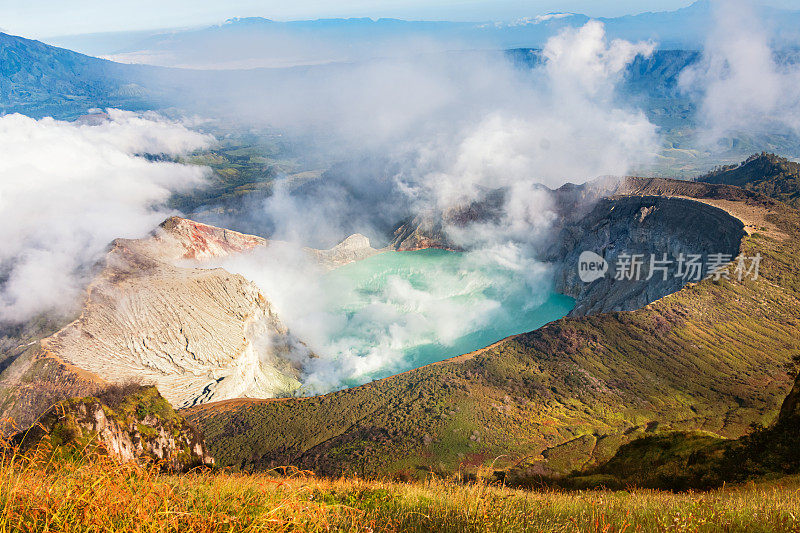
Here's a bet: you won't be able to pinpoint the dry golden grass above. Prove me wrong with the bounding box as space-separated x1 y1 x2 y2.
2 440 800 533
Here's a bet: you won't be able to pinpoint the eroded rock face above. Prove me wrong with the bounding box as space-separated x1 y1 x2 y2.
41 218 303 408
391 215 454 252
35 217 383 409
10 386 213 472
390 191 507 252
158 216 268 261
310 233 382 268
550 196 746 316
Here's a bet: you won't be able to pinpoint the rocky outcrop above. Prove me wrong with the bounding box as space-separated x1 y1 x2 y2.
11 386 213 472
390 190 506 251
391 214 455 251
309 233 383 268
40 219 304 408
158 216 268 261
698 153 800 209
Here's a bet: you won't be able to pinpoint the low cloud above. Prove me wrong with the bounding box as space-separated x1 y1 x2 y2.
0 109 213 323
680 0 800 144
217 20 659 250
389 21 657 250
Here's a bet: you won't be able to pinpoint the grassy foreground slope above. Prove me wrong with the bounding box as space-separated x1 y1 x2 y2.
187 178 800 479
5 355 800 532
2 445 800 532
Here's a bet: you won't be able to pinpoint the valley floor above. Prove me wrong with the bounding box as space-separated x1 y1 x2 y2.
2 449 800 532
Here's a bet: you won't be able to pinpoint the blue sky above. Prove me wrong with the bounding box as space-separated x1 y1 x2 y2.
1 0 797 38
0 0 715 37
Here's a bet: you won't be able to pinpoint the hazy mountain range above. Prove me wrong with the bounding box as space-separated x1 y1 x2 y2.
5 26 799 171
0 29 697 120
43 1 800 69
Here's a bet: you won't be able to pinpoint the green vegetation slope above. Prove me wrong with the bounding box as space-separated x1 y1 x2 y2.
3 440 800 531
516 362 800 491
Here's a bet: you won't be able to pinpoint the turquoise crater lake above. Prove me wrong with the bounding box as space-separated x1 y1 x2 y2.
299 248 574 392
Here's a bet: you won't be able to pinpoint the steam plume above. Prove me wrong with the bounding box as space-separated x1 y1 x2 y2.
680 0 800 144
0 110 212 323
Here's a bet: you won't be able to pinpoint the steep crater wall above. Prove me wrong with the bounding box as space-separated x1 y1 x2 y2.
549 196 746 316
3 218 385 413
184 180 790 479
390 192 747 317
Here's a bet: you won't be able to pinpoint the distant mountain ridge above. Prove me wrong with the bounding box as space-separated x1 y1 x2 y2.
0 32 163 118
2 28 798 174
44 1 800 69
0 29 700 119
699 153 800 209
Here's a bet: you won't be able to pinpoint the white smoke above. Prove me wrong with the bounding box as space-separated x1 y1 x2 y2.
0 109 213 323
206 21 660 393
398 21 657 251
680 0 800 144
233 20 659 250
213 239 560 395
0 21 662 395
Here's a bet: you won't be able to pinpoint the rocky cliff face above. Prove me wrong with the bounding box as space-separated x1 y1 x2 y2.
310 233 382 268
11 386 213 472
699 153 800 209
390 190 506 251
550 196 746 316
